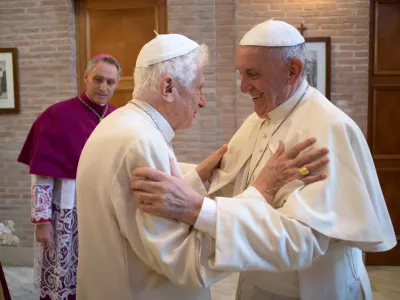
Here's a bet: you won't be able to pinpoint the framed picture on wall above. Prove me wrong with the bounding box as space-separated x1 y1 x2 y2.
0 48 20 114
304 37 331 100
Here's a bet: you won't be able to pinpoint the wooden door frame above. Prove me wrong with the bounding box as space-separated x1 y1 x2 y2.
74 0 168 94
366 0 400 265
367 0 374 146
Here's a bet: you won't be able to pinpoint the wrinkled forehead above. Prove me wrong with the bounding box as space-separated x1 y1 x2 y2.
183 64 205 88
198 68 205 84
237 46 286 73
88 61 119 78
195 68 206 89
236 46 270 69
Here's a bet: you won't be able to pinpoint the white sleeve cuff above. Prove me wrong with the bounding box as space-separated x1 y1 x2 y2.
194 197 217 238
178 162 197 175
238 182 305 208
273 179 305 208
183 169 209 196
236 186 265 199
31 174 54 186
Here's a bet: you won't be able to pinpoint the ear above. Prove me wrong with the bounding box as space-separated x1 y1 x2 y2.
288 58 303 84
84 71 89 85
159 76 175 103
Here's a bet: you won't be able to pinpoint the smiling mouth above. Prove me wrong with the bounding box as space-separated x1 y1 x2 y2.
252 93 264 100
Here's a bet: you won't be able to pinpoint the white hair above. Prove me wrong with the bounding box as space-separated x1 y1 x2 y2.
86 56 122 77
133 44 209 98
266 43 308 76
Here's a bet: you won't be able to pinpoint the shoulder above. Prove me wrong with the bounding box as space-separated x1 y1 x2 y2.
291 91 367 153
29 97 77 129
80 107 171 176
40 97 79 121
88 105 169 153
47 96 78 112
231 113 260 140
300 90 362 134
107 103 118 112
240 112 260 127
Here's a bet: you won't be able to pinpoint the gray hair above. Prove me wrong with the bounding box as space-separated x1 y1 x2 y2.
133 44 209 98
266 43 308 77
86 56 122 77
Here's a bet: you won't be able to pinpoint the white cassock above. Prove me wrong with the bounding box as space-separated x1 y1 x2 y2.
190 80 397 300
76 100 229 300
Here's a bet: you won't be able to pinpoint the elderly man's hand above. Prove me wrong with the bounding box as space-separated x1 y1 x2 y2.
131 159 204 225
131 138 328 224
196 144 228 182
252 137 329 204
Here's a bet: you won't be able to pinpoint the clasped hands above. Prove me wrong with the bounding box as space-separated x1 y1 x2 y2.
130 138 329 225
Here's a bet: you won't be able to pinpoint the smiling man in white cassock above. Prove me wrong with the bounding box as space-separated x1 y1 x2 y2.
76 32 330 300
130 20 397 300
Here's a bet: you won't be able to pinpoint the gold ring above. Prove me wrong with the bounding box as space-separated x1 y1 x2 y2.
299 166 310 176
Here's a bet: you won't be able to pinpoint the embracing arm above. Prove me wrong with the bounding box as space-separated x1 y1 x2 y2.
195 187 330 272
112 138 228 288
133 138 330 273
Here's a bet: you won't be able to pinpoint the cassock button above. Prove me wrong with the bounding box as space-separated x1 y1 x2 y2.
263 133 267 138
259 149 263 153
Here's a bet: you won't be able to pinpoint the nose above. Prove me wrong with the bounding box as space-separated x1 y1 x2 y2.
240 77 252 94
199 93 206 108
99 81 106 92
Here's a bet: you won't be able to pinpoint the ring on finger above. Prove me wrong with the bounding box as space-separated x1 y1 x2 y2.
299 166 310 176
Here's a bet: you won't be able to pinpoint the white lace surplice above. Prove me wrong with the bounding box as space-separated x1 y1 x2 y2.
32 175 78 300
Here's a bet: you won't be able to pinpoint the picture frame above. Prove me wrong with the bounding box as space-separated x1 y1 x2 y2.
0 48 20 114
304 37 331 100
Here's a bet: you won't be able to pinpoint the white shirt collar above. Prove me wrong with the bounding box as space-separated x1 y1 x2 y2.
130 99 175 144
267 80 310 122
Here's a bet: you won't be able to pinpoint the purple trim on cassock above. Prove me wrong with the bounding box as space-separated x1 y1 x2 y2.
17 92 117 179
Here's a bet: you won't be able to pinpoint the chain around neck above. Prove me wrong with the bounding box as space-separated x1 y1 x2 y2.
130 101 173 150
245 84 310 188
78 96 108 122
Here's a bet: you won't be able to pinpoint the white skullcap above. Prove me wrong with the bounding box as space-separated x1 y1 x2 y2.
240 19 305 47
136 33 199 68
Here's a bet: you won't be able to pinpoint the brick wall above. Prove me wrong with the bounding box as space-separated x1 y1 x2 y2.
0 0 370 248
0 0 77 247
168 0 219 162
169 0 238 158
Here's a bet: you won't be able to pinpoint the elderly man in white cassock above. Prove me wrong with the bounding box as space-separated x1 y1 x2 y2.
131 20 397 300
76 32 331 300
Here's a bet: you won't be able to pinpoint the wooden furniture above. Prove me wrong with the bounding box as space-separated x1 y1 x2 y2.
367 0 400 266
75 0 168 108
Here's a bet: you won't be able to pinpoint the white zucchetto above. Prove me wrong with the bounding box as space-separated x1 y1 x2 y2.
240 19 305 47
136 33 199 68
